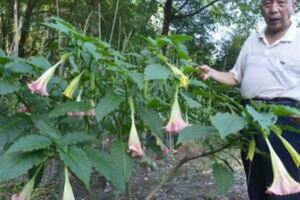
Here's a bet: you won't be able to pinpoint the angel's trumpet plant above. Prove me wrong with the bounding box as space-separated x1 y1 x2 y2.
265 137 300 195
63 72 83 99
63 167 75 200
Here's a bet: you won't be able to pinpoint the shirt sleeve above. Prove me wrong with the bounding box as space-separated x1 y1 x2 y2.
229 37 250 83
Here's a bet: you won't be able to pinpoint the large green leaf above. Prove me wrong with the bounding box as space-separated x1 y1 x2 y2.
211 112 247 138
177 125 215 144
49 102 92 118
0 80 19 94
110 142 135 192
137 105 164 140
7 135 52 154
0 151 43 183
0 115 32 146
212 163 234 195
59 132 96 146
33 116 61 140
5 61 33 74
58 146 91 188
144 64 169 81
246 105 277 130
181 92 201 109
129 72 144 90
84 147 125 192
27 56 52 70
95 93 123 122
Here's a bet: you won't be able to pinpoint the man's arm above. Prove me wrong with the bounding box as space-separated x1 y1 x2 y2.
198 65 238 86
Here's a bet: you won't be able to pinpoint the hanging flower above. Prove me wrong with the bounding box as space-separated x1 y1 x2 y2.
127 97 144 158
277 134 300 167
265 137 300 195
166 62 189 88
11 174 35 200
63 72 83 99
165 87 190 134
27 59 63 96
63 167 75 200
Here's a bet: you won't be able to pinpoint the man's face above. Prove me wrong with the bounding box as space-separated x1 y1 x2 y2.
261 0 295 34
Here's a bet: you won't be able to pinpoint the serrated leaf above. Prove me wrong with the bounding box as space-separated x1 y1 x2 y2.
84 147 125 191
246 105 277 130
177 125 215 144
0 115 31 146
212 163 234 195
181 93 201 108
110 142 135 192
7 135 52 154
129 72 144 90
137 105 164 141
211 112 247 138
49 102 92 118
144 64 169 81
59 132 96 146
0 80 19 94
58 146 91 188
95 93 122 122
33 116 61 140
0 152 43 183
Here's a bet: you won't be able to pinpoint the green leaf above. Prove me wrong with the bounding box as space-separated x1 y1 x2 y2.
84 147 125 192
212 163 234 195
271 105 300 116
211 112 247 138
0 115 32 146
177 125 215 144
189 79 208 88
49 102 92 118
58 146 91 188
144 64 169 81
7 135 52 154
33 116 61 140
0 49 5 56
137 105 164 140
110 142 135 192
0 56 11 64
0 152 43 183
95 93 123 122
129 72 144 90
5 61 33 74
181 92 201 109
59 132 96 146
246 105 277 130
27 56 52 70
0 80 19 94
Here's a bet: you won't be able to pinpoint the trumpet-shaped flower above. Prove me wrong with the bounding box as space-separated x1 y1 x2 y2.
128 113 144 157
27 59 63 96
265 137 300 195
165 90 190 134
63 167 75 200
11 174 35 200
277 134 300 167
63 72 83 99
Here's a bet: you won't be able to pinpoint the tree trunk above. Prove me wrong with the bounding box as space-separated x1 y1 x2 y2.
161 0 173 36
19 0 38 57
12 0 19 56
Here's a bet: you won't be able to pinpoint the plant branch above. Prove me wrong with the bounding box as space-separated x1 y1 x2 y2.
145 136 239 200
173 0 190 15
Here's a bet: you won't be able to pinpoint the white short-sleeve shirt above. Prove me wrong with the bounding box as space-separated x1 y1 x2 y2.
230 22 300 101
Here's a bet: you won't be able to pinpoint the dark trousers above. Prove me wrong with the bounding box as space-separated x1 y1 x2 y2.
241 98 300 200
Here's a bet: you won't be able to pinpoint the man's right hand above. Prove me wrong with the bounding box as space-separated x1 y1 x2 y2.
198 65 217 80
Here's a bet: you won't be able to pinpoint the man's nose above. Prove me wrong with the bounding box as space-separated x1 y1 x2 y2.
269 2 280 13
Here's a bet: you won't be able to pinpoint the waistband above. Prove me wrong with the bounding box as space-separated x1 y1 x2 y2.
241 97 299 107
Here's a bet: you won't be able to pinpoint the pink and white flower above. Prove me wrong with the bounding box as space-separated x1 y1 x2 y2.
165 89 190 134
11 175 35 200
265 137 300 195
128 113 144 157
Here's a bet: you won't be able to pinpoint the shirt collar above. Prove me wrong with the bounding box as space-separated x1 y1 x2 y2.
258 20 297 44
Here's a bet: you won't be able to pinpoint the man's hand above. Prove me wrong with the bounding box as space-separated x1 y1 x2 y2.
198 65 217 80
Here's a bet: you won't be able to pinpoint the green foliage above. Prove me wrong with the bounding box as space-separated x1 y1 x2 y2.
0 80 19 94
177 125 216 144
212 163 234 195
48 102 93 118
95 93 123 122
144 64 170 81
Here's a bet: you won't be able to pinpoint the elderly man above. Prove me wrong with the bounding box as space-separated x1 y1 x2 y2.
199 0 300 199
